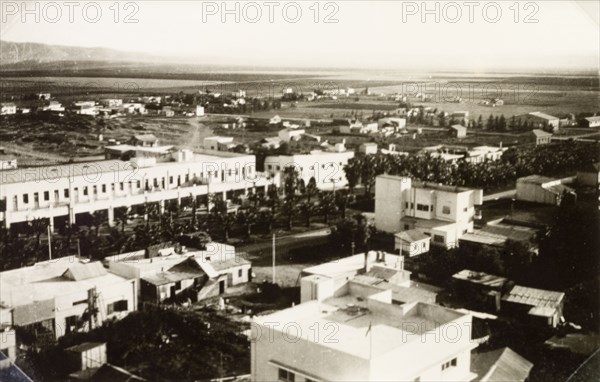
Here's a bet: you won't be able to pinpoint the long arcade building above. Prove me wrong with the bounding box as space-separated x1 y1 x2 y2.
0 150 274 230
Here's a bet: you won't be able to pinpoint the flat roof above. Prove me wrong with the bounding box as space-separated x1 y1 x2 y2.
302 252 402 278
528 111 559 120
517 175 557 184
255 297 465 359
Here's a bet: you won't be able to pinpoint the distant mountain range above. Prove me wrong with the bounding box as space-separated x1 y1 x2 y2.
0 40 165 69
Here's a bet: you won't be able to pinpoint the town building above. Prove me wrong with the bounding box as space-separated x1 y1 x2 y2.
583 116 600 128
122 102 146 114
278 127 306 142
203 136 235 151
99 99 123 108
130 134 159 147
0 156 17 171
450 125 467 139
0 150 270 229
264 150 355 190
105 242 252 303
516 175 576 206
301 252 440 305
375 175 483 248
253 255 477 381
359 142 378 155
377 117 406 131
501 285 565 328
196 105 205 117
516 112 560 131
41 101 65 112
451 111 469 124
452 270 510 312
528 129 553 145
459 220 538 254
395 230 431 256
35 92 51 100
0 257 136 340
0 103 17 115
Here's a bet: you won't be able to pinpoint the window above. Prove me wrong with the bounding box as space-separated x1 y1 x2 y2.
433 235 445 244
120 182 124 191
83 187 88 196
463 207 468 212
404 224 410 230
169 176 174 184
93 185 97 194
44 191 49 201
404 202 409 209
416 203 429 212
278 368 295 382
23 194 29 203
137 180 141 188
442 358 457 371
238 269 243 278
174 281 182 290
107 300 128 315
64 189 69 198
442 206 451 214
102 184 106 193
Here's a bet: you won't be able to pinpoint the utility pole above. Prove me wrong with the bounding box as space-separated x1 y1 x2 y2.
272 233 276 284
47 225 52 260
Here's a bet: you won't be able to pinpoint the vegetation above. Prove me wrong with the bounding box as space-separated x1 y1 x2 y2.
18 307 250 381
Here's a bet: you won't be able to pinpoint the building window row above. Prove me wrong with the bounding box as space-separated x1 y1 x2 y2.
278 368 295 382
441 357 457 371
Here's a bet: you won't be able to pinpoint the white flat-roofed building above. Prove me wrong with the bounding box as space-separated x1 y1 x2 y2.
252 262 477 382
278 127 306 142
264 150 355 190
0 150 271 229
99 99 123 108
375 175 483 248
0 257 136 340
203 136 235 151
0 103 17 115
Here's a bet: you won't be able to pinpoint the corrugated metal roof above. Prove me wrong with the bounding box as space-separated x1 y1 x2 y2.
452 270 508 290
502 285 564 308
12 299 55 326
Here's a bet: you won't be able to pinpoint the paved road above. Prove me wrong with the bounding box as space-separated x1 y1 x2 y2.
239 227 331 256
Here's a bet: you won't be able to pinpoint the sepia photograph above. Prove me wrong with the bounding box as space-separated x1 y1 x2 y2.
0 1 598 381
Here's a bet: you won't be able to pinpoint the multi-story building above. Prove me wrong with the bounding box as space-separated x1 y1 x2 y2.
0 257 136 340
375 175 483 248
516 175 576 206
252 253 478 382
265 150 355 190
516 112 560 131
0 150 272 230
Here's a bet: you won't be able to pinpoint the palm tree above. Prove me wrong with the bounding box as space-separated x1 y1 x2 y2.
319 192 338 225
29 218 48 249
114 207 132 234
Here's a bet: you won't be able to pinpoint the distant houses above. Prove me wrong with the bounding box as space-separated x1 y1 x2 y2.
528 129 552 145
450 124 467 138
516 112 560 132
0 102 17 115
583 116 600 128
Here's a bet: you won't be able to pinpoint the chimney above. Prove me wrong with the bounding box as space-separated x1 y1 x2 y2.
499 141 503 148
363 252 372 273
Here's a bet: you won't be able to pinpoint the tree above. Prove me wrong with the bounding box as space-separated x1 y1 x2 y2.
29 218 49 249
319 192 338 224
211 198 234 242
114 207 132 234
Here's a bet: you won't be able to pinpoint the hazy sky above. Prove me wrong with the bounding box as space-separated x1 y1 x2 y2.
1 0 598 72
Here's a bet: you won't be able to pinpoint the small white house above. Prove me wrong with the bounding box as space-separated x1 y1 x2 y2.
395 230 431 257
0 103 17 115
278 128 305 142
196 105 205 117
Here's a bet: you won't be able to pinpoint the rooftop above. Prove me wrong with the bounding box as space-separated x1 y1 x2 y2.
502 285 565 312
302 252 403 279
471 347 533 382
0 257 130 310
452 270 508 290
255 297 465 359
517 175 558 185
395 229 430 243
460 224 537 246
531 129 553 137
528 111 559 120
585 116 600 122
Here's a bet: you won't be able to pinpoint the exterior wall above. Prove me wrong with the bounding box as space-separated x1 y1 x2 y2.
251 323 371 382
516 181 560 205
395 238 430 257
0 328 17 361
0 154 269 228
225 263 252 286
264 152 355 190
53 279 136 338
375 176 412 233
